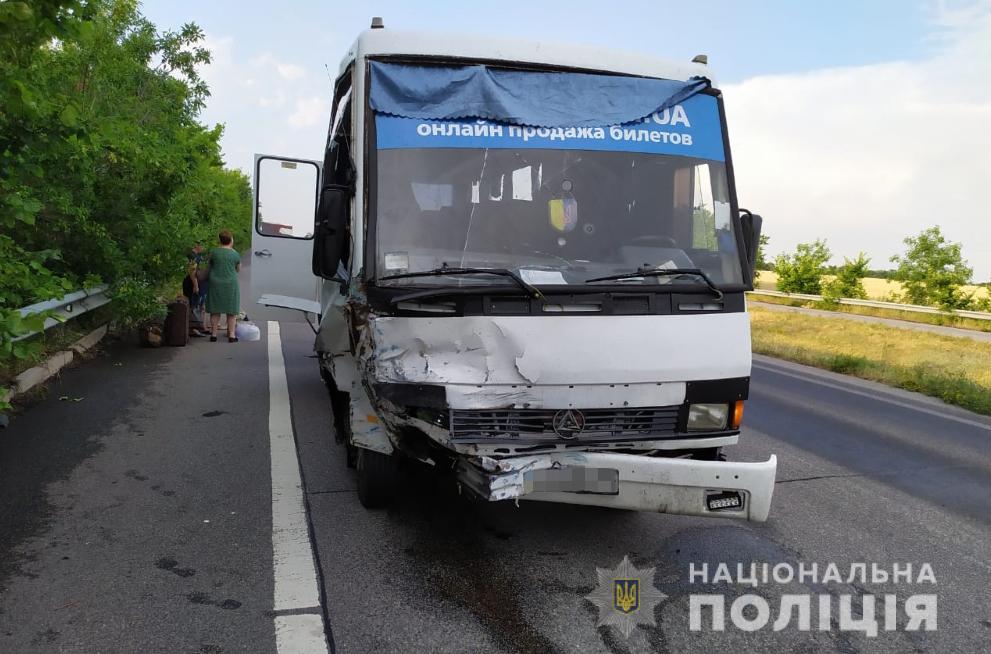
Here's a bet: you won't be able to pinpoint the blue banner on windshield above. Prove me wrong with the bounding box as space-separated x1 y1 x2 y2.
375 93 724 161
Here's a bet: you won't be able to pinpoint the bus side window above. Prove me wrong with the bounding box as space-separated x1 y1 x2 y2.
691 164 718 251
313 75 353 278
672 165 693 247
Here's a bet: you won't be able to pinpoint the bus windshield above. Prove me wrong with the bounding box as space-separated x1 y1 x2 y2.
372 94 743 289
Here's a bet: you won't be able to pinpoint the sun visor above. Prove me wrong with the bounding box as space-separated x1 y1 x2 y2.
369 61 709 128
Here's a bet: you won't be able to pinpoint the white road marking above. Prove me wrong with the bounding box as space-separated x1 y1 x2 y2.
753 359 991 433
268 321 330 653
275 615 330 653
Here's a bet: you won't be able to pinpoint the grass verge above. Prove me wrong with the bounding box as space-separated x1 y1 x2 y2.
748 293 991 333
750 305 991 416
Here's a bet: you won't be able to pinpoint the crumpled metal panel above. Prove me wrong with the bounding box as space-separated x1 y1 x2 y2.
349 383 393 454
368 314 751 386
456 451 777 522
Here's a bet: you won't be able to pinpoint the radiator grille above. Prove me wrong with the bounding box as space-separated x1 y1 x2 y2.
450 406 681 441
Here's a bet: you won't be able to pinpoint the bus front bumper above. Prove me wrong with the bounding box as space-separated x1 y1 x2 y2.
456 451 777 522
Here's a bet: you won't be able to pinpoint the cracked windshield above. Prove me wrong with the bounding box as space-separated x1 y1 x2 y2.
375 120 744 288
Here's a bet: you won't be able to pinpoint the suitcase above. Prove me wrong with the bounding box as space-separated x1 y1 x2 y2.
163 298 189 346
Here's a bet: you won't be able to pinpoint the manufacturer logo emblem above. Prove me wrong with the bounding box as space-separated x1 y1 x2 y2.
552 409 586 439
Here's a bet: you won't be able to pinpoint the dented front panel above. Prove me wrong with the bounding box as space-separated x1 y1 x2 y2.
347 312 751 453
367 313 750 388
456 451 777 522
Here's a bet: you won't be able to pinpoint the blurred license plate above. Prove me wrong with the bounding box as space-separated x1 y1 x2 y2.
524 467 619 495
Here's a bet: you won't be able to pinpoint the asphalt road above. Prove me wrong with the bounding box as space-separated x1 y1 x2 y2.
2 322 990 653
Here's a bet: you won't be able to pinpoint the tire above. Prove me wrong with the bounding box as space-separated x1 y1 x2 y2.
321 364 353 468
356 448 399 509
329 388 355 468
329 388 350 445
319 361 333 386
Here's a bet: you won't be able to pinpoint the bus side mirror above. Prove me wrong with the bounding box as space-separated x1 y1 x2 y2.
739 209 762 285
312 183 351 279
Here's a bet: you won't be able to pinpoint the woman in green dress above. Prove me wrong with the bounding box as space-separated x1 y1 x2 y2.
205 229 242 342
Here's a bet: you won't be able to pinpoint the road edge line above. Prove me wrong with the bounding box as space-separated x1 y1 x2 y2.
268 320 330 654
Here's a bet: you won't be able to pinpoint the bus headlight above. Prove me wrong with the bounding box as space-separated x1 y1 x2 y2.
687 403 729 431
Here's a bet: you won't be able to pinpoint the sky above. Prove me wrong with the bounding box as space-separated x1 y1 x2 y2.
142 0 991 280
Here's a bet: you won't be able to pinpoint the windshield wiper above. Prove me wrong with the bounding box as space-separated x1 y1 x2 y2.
381 263 545 304
585 266 724 299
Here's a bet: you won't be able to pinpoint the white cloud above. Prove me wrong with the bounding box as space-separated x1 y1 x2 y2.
288 96 330 128
724 4 991 280
249 52 275 68
198 35 234 86
190 36 328 173
258 90 287 109
276 63 306 80
248 52 306 80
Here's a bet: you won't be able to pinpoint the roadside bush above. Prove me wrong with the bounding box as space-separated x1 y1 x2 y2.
896 365 991 416
111 276 169 329
826 353 870 375
822 252 870 305
774 239 832 294
890 226 973 311
883 290 904 303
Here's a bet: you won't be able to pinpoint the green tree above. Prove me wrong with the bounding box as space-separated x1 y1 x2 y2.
822 252 870 304
0 0 85 362
756 234 771 271
774 239 832 294
890 226 973 311
1 0 252 369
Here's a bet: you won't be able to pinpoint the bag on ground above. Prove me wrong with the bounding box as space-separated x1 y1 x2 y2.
235 321 261 342
163 298 189 346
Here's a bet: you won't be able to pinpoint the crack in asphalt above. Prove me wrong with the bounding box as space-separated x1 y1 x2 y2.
776 473 865 484
776 462 974 484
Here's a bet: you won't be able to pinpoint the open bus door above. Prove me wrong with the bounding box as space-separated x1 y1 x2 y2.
248 154 322 325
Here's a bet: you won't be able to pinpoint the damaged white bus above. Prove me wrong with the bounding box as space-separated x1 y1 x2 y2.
251 23 777 521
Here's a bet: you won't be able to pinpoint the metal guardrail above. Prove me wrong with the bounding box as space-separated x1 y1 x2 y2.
748 289 991 321
13 285 111 342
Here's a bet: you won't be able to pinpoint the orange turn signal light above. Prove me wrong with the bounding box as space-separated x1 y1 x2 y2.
730 400 745 429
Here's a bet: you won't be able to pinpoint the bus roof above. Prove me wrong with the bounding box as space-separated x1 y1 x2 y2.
340 28 713 85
